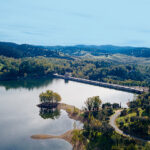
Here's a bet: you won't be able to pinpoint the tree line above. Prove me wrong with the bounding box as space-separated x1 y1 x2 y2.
0 56 150 86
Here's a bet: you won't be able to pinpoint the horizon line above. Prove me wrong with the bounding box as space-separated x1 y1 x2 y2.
0 40 150 49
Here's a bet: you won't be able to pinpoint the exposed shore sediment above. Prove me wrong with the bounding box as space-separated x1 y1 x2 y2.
31 103 85 150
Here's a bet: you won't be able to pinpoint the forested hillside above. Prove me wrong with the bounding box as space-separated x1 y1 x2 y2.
0 42 70 59
0 42 150 87
0 56 150 86
1 42 150 58
46 45 150 57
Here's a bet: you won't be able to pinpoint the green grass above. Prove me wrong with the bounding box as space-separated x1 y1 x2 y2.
0 63 3 71
116 110 136 127
116 108 145 128
138 108 144 116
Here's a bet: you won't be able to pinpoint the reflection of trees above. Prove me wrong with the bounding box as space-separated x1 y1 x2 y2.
0 77 53 91
39 107 60 119
64 79 69 84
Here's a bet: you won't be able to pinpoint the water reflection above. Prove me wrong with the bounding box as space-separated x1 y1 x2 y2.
0 77 53 90
39 107 61 120
0 78 134 108
64 79 69 84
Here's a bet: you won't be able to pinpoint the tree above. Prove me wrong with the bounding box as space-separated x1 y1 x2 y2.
102 102 112 109
84 96 102 112
126 144 137 150
120 109 127 116
39 90 61 103
144 143 150 150
112 103 120 109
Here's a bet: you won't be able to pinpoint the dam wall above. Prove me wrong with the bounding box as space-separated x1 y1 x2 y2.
53 74 144 94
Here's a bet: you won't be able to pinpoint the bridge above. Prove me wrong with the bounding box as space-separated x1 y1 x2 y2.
53 74 146 94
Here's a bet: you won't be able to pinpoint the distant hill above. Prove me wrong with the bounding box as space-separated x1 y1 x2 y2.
0 42 150 58
46 45 150 57
0 42 71 59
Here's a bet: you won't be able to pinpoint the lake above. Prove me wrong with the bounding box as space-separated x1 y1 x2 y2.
0 78 134 150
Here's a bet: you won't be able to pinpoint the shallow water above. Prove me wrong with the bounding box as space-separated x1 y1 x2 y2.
0 78 134 150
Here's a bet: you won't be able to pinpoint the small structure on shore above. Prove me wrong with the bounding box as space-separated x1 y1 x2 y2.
64 72 72 78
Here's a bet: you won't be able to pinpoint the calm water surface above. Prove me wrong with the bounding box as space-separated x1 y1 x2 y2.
0 78 134 150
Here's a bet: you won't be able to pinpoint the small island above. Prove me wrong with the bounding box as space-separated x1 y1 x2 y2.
38 90 61 108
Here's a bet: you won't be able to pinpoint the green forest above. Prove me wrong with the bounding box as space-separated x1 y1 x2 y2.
0 55 150 86
0 42 150 87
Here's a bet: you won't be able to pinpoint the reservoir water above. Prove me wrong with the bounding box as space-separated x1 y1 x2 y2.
0 78 134 150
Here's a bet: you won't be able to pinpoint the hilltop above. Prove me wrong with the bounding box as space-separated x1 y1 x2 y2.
1 42 150 58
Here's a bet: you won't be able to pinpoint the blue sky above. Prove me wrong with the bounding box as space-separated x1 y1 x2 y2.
0 0 150 47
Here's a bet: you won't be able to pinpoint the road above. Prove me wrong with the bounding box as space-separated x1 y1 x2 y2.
109 109 150 142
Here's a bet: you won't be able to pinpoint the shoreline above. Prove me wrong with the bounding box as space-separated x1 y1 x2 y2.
31 103 85 150
0 75 148 94
57 103 84 123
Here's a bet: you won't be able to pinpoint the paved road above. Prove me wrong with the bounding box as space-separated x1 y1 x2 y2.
109 109 150 142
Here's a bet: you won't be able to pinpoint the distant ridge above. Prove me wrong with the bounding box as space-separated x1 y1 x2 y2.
0 41 150 58
0 41 71 59
45 44 150 57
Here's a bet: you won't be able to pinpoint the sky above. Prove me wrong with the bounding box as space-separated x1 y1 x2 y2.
0 0 150 47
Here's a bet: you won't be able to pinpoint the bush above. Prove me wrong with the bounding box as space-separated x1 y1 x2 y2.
119 121 124 127
73 107 79 115
126 144 137 150
66 108 72 113
120 109 127 116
